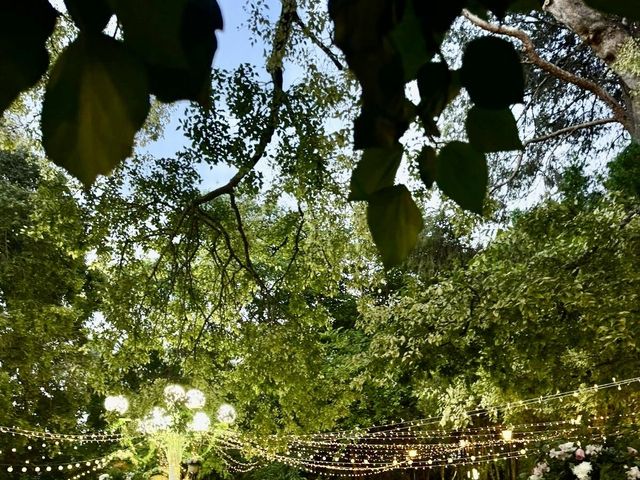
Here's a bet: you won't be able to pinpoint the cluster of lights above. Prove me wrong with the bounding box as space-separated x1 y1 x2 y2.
3 457 110 474
103 384 236 435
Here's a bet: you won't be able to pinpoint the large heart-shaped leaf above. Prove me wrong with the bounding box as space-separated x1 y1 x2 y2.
42 34 150 186
0 0 57 114
389 0 432 81
461 36 524 109
436 141 488 214
113 0 223 104
349 144 403 200
466 106 523 152
367 185 424 268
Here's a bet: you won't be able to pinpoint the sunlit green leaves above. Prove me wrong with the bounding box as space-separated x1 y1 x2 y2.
367 185 424 267
436 142 488 214
42 34 150 186
461 36 524 109
349 144 403 200
584 0 640 20
112 0 223 104
0 0 57 113
466 106 523 152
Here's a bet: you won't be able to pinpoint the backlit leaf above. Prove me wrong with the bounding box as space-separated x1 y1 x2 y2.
42 34 150 186
436 141 488 214
367 185 424 267
466 106 523 152
113 0 223 104
349 144 403 200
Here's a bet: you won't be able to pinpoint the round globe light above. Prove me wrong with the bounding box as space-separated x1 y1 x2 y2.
189 412 211 432
217 403 237 424
185 389 206 409
104 395 129 414
163 384 186 404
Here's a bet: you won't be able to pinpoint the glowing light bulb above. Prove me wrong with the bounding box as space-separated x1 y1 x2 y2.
104 395 129 414
189 412 211 432
185 389 206 409
407 449 418 458
217 403 237 424
472 468 480 480
163 384 186 404
501 429 513 441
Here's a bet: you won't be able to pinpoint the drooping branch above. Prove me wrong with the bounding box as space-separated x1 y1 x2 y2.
461 9 632 132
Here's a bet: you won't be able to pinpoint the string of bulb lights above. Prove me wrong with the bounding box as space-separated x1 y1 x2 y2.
1 375 638 476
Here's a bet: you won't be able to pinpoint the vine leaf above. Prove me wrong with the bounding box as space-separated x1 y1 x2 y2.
417 146 437 189
460 36 524 109
42 34 150 186
349 144 403 201
0 0 57 114
583 0 640 20
466 106 523 152
64 0 113 32
367 185 424 268
112 0 223 105
436 141 488 214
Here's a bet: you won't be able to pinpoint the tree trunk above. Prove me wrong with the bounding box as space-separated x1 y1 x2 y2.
543 0 640 140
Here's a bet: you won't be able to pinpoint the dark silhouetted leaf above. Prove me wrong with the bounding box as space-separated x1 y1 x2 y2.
436 141 488 214
65 0 113 32
0 0 57 113
466 106 523 152
367 185 424 267
42 34 150 186
417 145 437 188
390 1 431 81
584 0 640 20
113 0 222 104
417 62 458 121
460 36 524 109
349 144 403 200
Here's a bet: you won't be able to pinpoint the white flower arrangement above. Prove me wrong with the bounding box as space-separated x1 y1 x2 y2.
571 461 592 480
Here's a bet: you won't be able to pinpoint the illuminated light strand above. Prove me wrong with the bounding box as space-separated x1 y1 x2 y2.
0 426 128 443
281 376 640 440
1 454 113 474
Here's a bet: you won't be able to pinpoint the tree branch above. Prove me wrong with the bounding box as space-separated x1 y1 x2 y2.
490 117 617 193
461 9 631 131
293 11 345 71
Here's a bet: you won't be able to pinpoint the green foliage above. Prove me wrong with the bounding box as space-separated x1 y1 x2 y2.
606 142 640 200
367 185 424 268
466 106 523 153
42 34 150 185
329 0 529 264
349 145 403 201
436 142 488 214
0 0 222 186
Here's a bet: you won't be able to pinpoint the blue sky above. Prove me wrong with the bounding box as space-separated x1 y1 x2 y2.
143 1 276 164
